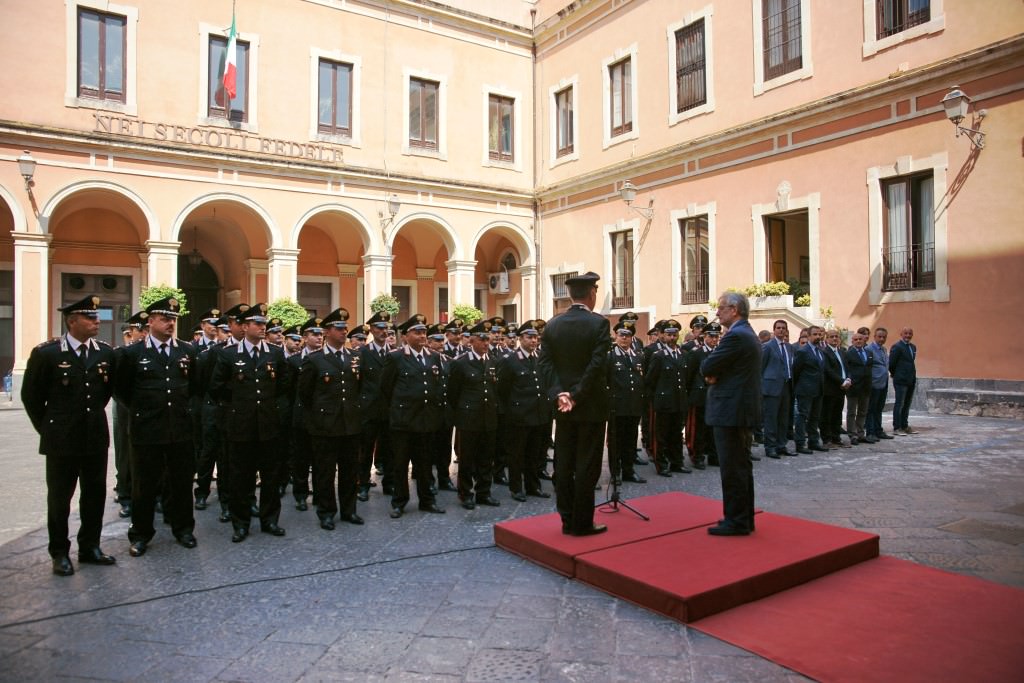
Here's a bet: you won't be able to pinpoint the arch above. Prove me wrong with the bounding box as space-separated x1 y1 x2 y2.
288 203 374 252
38 179 159 242
171 192 280 248
468 220 535 268
0 183 29 235
388 212 460 260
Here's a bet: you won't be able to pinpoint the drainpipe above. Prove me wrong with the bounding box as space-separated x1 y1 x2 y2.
530 8 543 320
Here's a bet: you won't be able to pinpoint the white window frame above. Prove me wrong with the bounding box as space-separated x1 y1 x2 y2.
543 261 586 318
866 152 949 304
480 85 523 172
751 0 813 96
670 202 717 315
402 67 448 161
666 6 715 126
601 43 640 150
65 0 139 115
309 48 362 148
296 275 339 314
750 188 821 309
862 0 945 58
602 219 640 314
197 21 260 132
548 76 579 168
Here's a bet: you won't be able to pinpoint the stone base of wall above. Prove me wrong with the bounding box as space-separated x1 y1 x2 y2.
919 377 1024 420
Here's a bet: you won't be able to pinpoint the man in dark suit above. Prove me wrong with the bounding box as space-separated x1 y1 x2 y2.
297 308 363 530
22 295 118 576
792 326 829 454
381 314 446 518
113 296 199 557
538 271 611 536
844 327 874 445
889 327 917 435
606 320 646 484
209 303 292 542
700 291 762 536
761 319 795 459
821 329 852 448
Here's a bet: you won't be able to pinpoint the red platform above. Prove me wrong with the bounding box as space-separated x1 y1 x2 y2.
493 491 725 576
575 511 879 622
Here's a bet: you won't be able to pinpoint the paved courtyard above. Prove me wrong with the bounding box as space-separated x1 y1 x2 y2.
0 405 1021 681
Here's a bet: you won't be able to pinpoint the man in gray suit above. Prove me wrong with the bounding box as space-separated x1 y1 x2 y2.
761 319 795 459
700 291 762 536
539 272 611 537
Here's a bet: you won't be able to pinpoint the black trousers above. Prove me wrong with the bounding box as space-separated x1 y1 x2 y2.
290 425 313 501
389 430 436 510
713 426 755 531
762 383 792 453
431 425 454 483
607 415 640 480
228 439 282 529
194 400 228 505
129 440 195 542
112 400 132 503
507 422 547 494
456 428 495 500
554 420 605 533
821 393 846 442
311 436 358 520
795 393 824 446
359 418 393 489
46 449 108 557
652 410 683 471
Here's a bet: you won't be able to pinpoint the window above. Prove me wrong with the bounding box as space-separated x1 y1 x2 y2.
610 231 634 309
318 59 352 136
876 0 930 39
555 87 574 157
675 20 706 113
608 58 633 137
882 173 935 291
762 0 802 80
551 271 578 315
488 95 514 162
77 8 126 102
680 217 709 304
208 35 249 122
409 77 439 150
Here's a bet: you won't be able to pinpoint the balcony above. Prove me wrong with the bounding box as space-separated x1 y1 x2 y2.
680 270 709 305
883 243 935 291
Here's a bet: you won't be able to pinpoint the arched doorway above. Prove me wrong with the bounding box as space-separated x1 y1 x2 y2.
472 224 533 323
390 217 455 323
177 255 219 338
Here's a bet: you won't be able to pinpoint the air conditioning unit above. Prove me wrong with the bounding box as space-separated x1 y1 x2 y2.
488 271 510 294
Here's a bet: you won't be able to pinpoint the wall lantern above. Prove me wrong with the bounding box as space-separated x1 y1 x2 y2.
619 180 654 220
17 150 36 190
940 86 986 150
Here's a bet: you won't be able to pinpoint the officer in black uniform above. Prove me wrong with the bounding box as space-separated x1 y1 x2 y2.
297 307 364 530
645 319 690 476
425 324 456 493
356 312 394 500
22 295 117 576
209 303 291 542
496 320 552 502
685 321 721 468
113 296 199 556
680 314 708 352
112 310 148 520
381 314 446 518
607 320 647 484
287 316 323 511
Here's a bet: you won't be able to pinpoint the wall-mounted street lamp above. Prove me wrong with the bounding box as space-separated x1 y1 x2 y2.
941 86 986 150
379 193 401 229
620 180 654 220
17 150 36 191
187 226 203 269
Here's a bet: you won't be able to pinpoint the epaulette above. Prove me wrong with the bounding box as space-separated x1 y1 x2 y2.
96 339 112 348
36 339 59 349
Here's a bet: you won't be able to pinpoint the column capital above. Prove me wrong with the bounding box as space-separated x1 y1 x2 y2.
11 231 52 247
363 253 395 269
416 268 437 280
266 248 300 262
338 263 360 277
144 240 181 256
518 264 537 278
445 259 477 274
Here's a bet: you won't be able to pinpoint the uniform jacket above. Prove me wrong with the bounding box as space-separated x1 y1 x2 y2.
889 340 917 385
114 336 198 445
496 349 551 427
357 342 392 423
844 345 874 397
449 351 500 431
606 346 645 417
537 304 610 423
22 335 116 455
645 346 688 413
700 319 762 428
297 346 362 437
381 345 444 433
209 340 291 441
684 345 713 406
761 338 793 397
792 343 825 397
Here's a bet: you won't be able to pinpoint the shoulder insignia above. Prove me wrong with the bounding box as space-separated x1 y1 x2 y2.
95 339 112 348
36 339 59 349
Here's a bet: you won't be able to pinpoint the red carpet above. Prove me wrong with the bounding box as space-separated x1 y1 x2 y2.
493 491 724 576
575 512 879 622
692 556 1024 682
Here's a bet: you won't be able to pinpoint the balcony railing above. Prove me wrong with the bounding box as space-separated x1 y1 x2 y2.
883 243 935 291
680 270 709 305
612 279 633 309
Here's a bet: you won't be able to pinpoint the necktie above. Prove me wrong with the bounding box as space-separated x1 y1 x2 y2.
78 345 87 361
159 342 168 357
780 341 791 378
418 354 426 367
252 346 259 360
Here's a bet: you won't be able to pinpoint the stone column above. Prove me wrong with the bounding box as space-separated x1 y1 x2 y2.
266 248 300 301
11 231 51 404
361 254 394 319
145 240 181 288
445 259 478 308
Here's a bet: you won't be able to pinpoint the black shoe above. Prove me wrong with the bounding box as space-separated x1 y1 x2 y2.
231 527 249 543
461 498 476 510
389 507 404 518
538 470 553 480
511 492 527 502
419 503 446 514
810 443 829 452
78 547 116 565
118 502 132 518
438 478 457 491
218 508 232 523
766 451 781 459
261 523 286 536
525 489 551 498
779 450 797 457
341 513 365 525
319 518 336 531
571 524 608 537
356 486 370 502
796 445 813 454
194 496 208 511
877 432 894 440
707 523 751 536
621 473 647 483
52 556 74 576
295 499 308 512
128 541 148 557
475 496 500 507
669 464 692 474
849 436 860 446
657 468 672 477
176 533 198 549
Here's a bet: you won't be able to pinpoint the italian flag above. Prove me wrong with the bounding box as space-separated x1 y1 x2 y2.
220 12 238 104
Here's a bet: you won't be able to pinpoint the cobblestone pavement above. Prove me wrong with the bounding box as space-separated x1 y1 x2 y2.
0 408 1021 681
